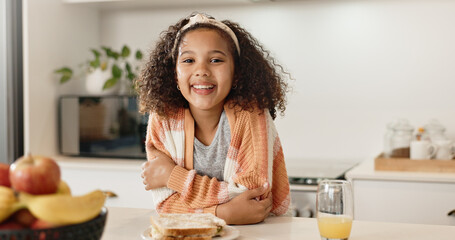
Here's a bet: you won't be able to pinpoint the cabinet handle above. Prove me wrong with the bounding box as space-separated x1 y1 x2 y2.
448 209 455 217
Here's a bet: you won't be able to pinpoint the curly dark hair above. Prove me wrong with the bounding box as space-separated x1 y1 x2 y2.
135 13 290 120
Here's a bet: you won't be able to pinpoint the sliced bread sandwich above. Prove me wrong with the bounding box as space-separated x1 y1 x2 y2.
149 213 226 240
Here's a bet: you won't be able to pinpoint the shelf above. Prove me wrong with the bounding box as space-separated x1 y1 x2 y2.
62 0 254 9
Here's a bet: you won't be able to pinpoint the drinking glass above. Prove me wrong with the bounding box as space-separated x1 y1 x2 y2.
316 180 354 240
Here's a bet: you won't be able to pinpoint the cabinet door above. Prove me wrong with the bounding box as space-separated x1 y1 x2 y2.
352 179 455 225
61 167 155 209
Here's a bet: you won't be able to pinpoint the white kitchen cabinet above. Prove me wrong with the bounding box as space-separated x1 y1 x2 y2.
55 156 155 209
346 159 455 225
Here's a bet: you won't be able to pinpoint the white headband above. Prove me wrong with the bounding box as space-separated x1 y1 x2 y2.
173 14 241 56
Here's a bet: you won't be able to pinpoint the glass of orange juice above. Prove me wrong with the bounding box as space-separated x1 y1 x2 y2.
317 180 353 240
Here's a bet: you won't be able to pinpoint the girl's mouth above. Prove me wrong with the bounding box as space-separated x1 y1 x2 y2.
192 84 216 95
192 84 215 90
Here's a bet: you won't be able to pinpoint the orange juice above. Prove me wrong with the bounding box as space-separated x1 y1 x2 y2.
317 216 352 239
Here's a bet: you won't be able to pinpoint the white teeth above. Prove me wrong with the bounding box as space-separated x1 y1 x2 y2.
193 85 215 90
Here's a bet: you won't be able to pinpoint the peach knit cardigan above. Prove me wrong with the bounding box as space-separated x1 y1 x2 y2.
146 103 291 216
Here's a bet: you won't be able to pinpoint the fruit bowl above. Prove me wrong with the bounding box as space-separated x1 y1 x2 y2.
0 207 108 240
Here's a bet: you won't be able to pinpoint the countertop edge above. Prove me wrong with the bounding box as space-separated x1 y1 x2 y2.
52 155 145 171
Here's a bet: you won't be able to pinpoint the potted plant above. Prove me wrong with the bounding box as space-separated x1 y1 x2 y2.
55 45 143 95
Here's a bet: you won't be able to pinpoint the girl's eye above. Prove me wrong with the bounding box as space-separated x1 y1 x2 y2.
211 58 223 63
182 59 194 63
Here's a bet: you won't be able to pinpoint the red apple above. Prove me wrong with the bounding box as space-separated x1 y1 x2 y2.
30 219 58 229
0 219 24 230
0 163 11 187
9 155 61 195
31 219 60 240
11 209 37 227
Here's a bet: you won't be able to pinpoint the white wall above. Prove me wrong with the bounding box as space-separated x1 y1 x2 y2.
24 0 99 156
98 0 455 162
24 0 455 163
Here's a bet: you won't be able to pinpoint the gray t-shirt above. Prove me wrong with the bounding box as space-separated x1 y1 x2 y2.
193 111 230 181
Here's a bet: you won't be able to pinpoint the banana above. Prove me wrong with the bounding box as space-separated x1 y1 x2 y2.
0 186 23 223
20 189 106 225
56 180 71 195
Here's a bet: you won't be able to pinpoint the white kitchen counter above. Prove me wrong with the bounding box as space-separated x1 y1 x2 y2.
51 155 155 209
345 158 455 225
102 207 455 240
52 155 145 171
345 158 455 183
55 155 455 183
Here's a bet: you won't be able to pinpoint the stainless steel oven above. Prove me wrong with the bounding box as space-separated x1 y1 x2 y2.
288 159 359 217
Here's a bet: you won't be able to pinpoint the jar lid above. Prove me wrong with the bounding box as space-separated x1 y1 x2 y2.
392 119 414 131
424 119 446 132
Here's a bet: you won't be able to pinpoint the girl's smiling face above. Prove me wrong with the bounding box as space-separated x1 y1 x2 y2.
176 28 235 114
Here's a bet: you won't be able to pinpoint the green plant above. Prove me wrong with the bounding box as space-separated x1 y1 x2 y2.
55 45 143 90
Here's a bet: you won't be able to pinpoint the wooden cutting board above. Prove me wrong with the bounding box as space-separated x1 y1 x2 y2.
375 154 455 173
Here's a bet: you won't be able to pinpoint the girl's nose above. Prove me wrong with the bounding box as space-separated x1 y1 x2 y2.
194 62 210 77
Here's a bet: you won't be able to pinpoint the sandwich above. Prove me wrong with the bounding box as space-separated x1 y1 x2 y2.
148 213 226 240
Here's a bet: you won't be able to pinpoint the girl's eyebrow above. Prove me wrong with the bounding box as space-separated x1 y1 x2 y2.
179 50 194 56
179 50 227 56
210 50 227 56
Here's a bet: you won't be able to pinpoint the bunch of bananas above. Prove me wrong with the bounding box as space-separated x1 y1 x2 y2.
0 156 106 232
0 181 106 227
0 186 20 223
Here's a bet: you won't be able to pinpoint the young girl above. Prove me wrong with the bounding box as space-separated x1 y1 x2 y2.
138 13 291 225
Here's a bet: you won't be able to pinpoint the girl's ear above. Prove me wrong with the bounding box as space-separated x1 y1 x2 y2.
175 79 180 91
232 78 239 90
233 71 240 85
231 75 239 89
174 72 179 89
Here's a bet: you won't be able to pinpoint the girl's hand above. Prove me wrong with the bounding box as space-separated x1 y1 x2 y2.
216 183 273 225
141 143 176 190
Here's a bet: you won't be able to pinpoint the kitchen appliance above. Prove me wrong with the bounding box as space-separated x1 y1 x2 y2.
58 96 147 159
287 159 359 218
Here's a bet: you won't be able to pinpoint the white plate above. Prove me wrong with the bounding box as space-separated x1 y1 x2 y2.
141 225 240 240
